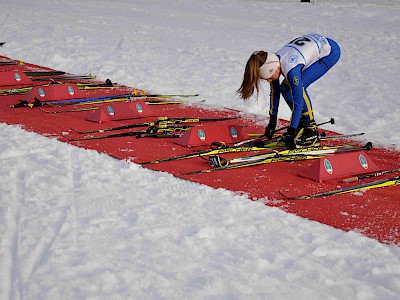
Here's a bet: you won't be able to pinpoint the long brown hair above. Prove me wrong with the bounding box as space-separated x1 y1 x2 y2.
237 51 267 101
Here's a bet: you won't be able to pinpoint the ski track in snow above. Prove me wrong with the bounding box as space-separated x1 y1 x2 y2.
0 127 74 299
0 168 21 300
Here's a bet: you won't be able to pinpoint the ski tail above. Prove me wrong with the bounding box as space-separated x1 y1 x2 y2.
341 168 400 183
280 175 400 200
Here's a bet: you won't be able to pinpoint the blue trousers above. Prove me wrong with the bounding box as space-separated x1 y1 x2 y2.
281 38 341 123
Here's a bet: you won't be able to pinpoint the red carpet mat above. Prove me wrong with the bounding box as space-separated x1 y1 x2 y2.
1 56 399 245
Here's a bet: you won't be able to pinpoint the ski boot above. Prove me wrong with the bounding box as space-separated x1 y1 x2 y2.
209 155 229 168
295 120 320 147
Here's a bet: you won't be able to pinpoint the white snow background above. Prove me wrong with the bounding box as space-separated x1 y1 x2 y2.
1 0 400 299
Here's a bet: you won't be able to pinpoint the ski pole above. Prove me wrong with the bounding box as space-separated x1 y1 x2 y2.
342 168 400 183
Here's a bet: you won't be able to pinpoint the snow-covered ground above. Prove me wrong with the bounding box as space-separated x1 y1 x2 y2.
1 0 399 299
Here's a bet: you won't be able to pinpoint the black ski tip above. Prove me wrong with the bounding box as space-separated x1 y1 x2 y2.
0 42 5 47
279 191 289 198
278 191 297 200
10 100 29 108
279 190 309 200
366 141 373 150
105 78 113 87
184 169 205 175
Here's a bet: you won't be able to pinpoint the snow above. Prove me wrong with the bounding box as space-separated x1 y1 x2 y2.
1 0 400 299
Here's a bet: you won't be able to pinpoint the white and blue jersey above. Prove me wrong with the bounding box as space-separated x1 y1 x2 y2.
269 33 340 129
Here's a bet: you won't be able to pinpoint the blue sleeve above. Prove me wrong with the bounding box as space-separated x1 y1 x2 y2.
286 65 305 128
269 79 280 117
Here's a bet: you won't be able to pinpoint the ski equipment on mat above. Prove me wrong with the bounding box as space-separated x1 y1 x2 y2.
0 61 21 66
10 95 129 108
250 132 364 141
2 80 115 96
140 142 282 165
39 106 99 114
253 132 365 150
187 154 324 175
69 125 193 141
319 132 365 140
62 98 204 107
235 118 335 147
30 74 96 81
187 142 372 174
11 92 199 108
0 59 23 66
24 71 66 77
280 175 400 200
136 133 182 139
140 134 365 165
38 99 201 113
223 142 372 165
209 155 229 168
73 116 239 134
341 168 400 183
133 94 200 99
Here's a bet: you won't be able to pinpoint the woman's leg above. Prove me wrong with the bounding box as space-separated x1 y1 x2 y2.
300 39 341 121
302 38 341 89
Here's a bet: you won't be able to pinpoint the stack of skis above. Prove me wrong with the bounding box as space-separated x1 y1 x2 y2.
63 111 400 199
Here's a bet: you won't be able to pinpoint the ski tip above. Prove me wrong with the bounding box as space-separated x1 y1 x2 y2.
184 171 199 175
105 78 113 86
278 191 308 200
278 191 288 198
184 169 208 175
366 141 373 150
341 177 357 183
278 191 296 200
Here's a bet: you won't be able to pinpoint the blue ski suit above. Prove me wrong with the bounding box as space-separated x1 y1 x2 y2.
269 34 341 129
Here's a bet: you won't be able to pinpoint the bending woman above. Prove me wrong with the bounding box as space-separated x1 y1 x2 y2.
237 33 341 149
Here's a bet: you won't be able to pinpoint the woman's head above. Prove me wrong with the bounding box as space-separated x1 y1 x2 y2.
260 52 280 81
237 51 280 101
